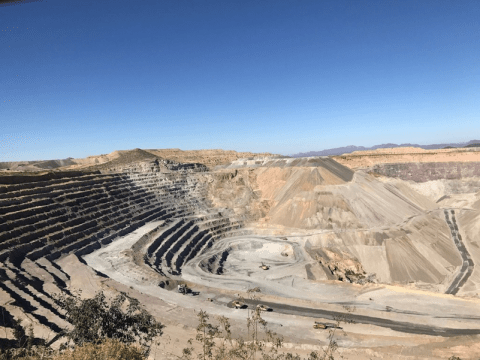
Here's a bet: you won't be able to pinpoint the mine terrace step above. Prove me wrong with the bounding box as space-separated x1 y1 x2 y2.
0 173 110 194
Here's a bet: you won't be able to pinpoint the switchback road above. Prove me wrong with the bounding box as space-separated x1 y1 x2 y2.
444 209 474 295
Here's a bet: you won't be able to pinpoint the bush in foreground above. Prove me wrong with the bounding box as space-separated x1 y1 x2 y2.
1 291 162 360
55 291 164 356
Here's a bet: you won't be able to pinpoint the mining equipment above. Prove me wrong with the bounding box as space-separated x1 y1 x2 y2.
233 300 245 309
314 321 339 329
178 284 188 295
256 304 271 311
260 262 270 270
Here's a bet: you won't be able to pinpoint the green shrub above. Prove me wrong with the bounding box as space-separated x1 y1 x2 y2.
55 291 163 356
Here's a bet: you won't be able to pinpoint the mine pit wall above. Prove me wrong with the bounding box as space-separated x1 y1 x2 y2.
0 169 195 265
370 161 480 183
0 162 251 337
0 162 246 268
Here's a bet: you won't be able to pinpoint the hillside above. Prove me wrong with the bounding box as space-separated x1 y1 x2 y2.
0 148 279 173
292 139 480 157
333 146 480 169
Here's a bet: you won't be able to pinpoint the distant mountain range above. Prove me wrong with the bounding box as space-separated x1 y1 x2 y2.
291 140 480 158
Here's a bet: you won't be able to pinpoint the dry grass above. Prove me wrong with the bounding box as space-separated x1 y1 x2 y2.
1 339 145 360
52 339 145 360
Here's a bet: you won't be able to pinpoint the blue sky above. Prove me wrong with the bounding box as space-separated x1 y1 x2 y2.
1 0 479 161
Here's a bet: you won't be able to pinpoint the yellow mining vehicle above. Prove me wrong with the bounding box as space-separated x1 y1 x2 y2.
233 300 245 309
260 262 270 270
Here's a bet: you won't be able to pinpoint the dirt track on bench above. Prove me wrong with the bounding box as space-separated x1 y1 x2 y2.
444 209 474 295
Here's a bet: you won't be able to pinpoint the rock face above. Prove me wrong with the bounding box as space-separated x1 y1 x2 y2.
0 159 225 266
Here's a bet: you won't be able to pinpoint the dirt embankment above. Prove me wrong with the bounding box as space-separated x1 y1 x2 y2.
334 146 480 169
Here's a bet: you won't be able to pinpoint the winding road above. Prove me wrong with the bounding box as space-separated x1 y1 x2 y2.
444 209 474 295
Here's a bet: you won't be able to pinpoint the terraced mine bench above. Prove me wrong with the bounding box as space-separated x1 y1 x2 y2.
0 161 245 338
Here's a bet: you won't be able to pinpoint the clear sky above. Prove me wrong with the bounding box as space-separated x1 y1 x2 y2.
1 0 479 161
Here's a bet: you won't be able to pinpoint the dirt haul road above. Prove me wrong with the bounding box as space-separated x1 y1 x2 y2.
444 209 475 295
230 299 480 337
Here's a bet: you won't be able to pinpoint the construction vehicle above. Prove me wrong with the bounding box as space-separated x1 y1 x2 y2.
177 284 188 295
256 304 271 311
233 300 245 309
259 262 270 270
314 321 339 329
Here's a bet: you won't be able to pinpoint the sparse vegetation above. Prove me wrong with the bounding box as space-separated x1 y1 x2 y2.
1 292 162 360
179 307 347 360
178 288 349 360
51 338 145 360
55 291 163 355
0 339 145 360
